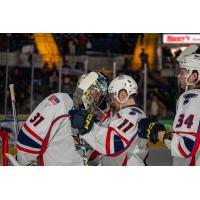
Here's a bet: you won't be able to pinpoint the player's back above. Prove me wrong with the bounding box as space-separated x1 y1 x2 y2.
17 93 83 166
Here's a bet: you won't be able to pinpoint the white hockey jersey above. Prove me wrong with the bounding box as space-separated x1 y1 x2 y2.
17 93 84 166
171 89 200 165
81 106 148 166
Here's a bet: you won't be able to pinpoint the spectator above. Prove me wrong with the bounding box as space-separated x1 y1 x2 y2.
174 49 182 59
49 70 58 92
61 34 71 55
62 59 71 69
74 61 84 71
68 39 76 55
121 57 130 72
138 33 144 45
86 39 92 50
121 33 131 54
148 93 166 118
49 64 58 92
39 62 50 93
140 48 149 68
77 34 87 55
162 46 173 57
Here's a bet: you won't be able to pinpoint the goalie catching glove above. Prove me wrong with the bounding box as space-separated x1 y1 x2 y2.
138 117 166 144
69 108 97 135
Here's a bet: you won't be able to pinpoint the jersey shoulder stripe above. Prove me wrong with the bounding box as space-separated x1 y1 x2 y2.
17 143 41 154
18 129 42 149
23 123 43 142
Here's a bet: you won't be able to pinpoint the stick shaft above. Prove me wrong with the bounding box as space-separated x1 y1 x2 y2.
9 84 20 147
11 101 19 134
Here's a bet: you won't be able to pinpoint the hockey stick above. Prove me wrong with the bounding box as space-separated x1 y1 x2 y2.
5 153 20 166
5 153 39 166
9 84 20 147
176 45 198 62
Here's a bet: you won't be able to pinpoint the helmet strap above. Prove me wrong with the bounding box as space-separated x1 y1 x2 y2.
185 69 200 91
116 93 130 104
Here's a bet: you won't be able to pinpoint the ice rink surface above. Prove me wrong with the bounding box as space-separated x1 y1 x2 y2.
147 147 173 166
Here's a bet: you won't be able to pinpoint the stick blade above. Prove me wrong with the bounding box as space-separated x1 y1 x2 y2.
176 45 199 62
5 153 20 166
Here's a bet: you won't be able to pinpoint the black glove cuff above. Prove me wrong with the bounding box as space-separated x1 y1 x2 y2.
155 123 166 132
163 132 173 143
149 123 166 144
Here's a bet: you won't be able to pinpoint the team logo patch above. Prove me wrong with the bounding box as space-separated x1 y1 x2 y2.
48 95 60 105
183 93 198 105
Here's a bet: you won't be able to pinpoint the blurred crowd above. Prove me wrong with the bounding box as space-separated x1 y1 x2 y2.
0 60 85 114
0 34 34 52
54 33 138 55
0 60 177 118
0 34 178 119
0 33 138 56
162 46 184 69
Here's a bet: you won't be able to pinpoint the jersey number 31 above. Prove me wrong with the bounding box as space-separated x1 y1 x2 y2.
30 112 45 127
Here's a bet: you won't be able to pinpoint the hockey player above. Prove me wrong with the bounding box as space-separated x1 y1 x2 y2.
16 72 108 166
138 46 200 166
69 75 153 166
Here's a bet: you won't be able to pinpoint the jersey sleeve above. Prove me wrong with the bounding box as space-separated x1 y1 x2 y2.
81 112 139 157
17 93 72 165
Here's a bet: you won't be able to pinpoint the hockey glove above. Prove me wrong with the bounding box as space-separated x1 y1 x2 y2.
138 117 166 144
163 132 174 143
69 108 97 135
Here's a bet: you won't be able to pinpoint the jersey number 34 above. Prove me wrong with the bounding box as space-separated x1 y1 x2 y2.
175 114 194 129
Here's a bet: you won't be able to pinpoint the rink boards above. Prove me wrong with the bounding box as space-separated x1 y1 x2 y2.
0 115 173 165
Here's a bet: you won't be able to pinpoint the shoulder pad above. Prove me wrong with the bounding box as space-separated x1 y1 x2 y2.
131 107 142 114
182 93 198 105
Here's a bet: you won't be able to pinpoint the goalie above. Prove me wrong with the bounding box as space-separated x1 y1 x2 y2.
16 72 108 165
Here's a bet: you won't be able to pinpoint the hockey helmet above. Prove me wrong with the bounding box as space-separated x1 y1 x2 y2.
108 75 137 103
179 54 200 84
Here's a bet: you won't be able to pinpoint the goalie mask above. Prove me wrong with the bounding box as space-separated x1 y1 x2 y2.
73 72 108 114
